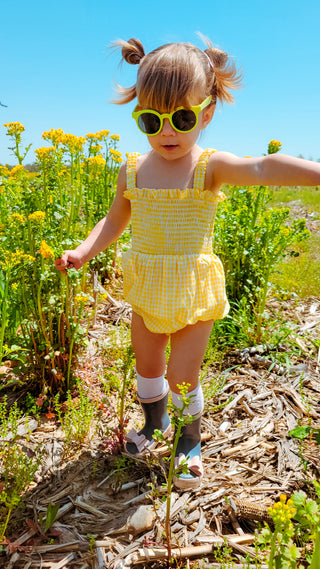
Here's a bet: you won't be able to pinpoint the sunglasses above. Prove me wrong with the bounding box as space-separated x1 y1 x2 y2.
132 95 212 136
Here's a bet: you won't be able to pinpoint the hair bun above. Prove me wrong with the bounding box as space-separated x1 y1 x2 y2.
122 38 145 65
207 48 228 69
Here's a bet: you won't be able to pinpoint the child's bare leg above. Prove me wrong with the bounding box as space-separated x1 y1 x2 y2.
125 312 170 456
167 319 214 392
131 312 169 377
167 320 214 489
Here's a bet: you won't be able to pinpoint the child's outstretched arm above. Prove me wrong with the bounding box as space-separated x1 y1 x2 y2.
209 152 320 191
55 163 130 274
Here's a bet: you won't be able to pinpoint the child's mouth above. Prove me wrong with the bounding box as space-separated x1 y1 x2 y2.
163 144 178 150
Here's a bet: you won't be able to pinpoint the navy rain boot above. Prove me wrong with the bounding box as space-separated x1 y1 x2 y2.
173 413 203 490
125 390 171 457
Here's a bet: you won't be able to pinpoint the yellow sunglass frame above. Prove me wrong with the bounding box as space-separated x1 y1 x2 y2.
132 95 212 136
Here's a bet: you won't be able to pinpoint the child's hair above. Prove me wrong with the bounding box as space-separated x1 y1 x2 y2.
113 35 242 111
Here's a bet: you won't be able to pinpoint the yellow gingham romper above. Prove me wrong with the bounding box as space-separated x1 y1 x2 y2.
122 148 230 334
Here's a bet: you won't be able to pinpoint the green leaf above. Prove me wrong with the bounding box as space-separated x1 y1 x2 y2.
313 480 320 499
288 426 311 440
309 532 320 569
44 503 60 532
305 499 319 517
292 491 307 507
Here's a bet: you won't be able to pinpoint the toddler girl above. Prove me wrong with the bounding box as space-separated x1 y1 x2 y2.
55 36 320 490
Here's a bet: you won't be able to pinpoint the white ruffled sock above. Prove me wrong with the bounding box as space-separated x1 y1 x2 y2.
136 367 168 400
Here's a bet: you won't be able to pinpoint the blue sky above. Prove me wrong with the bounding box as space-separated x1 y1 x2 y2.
1 0 320 165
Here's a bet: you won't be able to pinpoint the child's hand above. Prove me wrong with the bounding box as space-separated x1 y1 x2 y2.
54 250 84 274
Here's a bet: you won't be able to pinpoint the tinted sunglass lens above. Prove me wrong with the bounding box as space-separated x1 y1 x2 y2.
138 113 161 134
172 109 197 132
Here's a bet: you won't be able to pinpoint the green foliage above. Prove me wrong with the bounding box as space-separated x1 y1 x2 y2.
39 502 60 533
289 424 320 444
271 235 320 298
214 541 236 567
214 184 309 341
292 484 320 568
0 125 122 394
255 488 320 568
0 396 42 541
257 495 300 568
215 184 309 306
54 380 99 455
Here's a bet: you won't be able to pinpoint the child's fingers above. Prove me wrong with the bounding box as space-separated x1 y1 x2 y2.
54 252 80 273
54 253 70 272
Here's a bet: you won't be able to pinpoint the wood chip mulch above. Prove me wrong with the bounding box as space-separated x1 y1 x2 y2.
1 295 319 568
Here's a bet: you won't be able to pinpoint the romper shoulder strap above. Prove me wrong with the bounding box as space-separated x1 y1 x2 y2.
126 152 140 191
193 148 217 191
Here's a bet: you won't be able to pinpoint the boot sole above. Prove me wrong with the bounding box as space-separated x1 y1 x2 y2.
173 472 203 490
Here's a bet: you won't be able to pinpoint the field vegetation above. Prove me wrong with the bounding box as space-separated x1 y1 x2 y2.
0 126 320 567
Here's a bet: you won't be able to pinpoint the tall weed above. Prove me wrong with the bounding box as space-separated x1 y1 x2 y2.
0 124 122 394
214 184 309 341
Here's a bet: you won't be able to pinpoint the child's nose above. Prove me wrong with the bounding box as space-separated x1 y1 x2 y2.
161 118 175 135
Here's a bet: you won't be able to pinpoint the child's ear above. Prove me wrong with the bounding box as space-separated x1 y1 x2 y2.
201 104 215 130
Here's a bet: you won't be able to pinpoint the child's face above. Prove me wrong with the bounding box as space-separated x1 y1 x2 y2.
145 101 215 160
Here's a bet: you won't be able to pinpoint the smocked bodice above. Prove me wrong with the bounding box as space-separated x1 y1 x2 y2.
123 186 225 255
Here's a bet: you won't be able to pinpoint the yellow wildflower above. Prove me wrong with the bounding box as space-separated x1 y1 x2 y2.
87 155 106 167
61 133 86 153
10 165 25 177
42 128 65 145
90 144 103 154
39 240 54 259
28 210 46 222
2 250 35 269
110 134 120 141
0 165 10 177
95 130 110 140
86 133 98 140
28 211 46 221
268 139 282 154
35 147 56 161
10 213 25 224
74 292 90 304
3 122 25 136
109 148 123 163
268 494 296 530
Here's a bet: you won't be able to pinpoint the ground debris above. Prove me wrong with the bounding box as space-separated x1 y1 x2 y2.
2 297 320 568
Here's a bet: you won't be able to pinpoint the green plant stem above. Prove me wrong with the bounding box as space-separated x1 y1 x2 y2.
268 530 278 569
119 370 128 439
37 280 51 349
66 337 74 391
164 419 183 559
0 271 10 362
255 264 271 343
0 504 13 542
